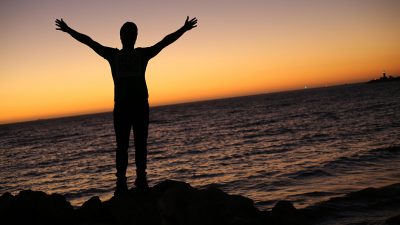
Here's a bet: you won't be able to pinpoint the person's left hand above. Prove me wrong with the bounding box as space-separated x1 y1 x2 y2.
183 16 198 31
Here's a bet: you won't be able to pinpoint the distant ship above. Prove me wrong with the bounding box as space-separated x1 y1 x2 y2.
367 72 400 83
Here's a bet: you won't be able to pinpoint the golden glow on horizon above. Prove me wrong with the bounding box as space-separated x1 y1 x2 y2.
1 0 399 123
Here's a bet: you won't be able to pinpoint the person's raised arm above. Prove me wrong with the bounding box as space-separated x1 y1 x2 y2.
145 17 197 59
55 19 109 58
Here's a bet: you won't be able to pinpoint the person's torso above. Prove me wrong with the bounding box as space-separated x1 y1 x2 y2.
108 48 149 103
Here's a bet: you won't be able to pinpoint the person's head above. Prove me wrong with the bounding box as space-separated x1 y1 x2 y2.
120 22 138 49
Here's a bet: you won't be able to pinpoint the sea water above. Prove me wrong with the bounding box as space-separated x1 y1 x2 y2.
1 82 399 210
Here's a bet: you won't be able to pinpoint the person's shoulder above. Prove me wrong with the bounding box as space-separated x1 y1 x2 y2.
134 47 145 52
108 47 120 53
137 47 156 52
135 47 153 59
102 47 119 58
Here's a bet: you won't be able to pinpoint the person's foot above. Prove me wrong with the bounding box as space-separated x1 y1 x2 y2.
134 172 149 190
114 177 128 196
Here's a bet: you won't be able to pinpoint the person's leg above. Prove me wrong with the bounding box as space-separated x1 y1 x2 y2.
132 100 150 189
113 106 132 194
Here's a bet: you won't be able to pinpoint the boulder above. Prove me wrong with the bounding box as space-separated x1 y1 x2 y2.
385 214 400 225
270 200 308 225
101 188 160 225
158 180 265 225
0 190 73 225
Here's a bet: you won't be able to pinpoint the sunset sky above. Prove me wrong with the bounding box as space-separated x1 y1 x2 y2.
1 0 399 124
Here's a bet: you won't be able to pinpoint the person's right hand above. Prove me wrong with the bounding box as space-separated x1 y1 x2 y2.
55 19 71 32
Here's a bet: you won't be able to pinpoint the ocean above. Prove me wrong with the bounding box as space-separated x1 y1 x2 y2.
1 82 399 211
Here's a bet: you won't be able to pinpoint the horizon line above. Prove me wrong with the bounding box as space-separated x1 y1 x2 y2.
0 81 367 126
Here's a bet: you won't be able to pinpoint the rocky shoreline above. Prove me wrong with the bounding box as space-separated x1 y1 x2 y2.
1 180 399 225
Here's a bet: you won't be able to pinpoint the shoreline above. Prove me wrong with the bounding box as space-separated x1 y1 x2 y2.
1 180 399 225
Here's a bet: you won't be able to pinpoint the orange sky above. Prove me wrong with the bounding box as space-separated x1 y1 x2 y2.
1 0 399 124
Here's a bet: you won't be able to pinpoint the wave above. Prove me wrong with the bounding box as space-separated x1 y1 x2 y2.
191 173 222 179
63 187 112 199
299 133 332 142
302 183 400 224
323 146 400 169
282 146 400 181
149 119 170 124
295 191 336 197
288 169 333 179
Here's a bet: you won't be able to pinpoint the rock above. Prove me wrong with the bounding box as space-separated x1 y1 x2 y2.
301 183 400 224
270 200 308 225
0 192 14 210
0 192 15 224
0 190 74 225
75 196 112 224
153 179 193 196
385 214 400 225
158 181 265 225
3 180 397 225
0 181 290 225
102 188 160 225
81 196 102 211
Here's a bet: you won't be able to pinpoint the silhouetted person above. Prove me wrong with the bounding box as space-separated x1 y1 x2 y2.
55 17 197 195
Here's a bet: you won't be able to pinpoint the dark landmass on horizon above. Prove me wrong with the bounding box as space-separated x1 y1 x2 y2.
367 72 400 84
1 180 399 225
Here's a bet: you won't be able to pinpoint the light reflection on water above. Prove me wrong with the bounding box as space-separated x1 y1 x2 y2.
1 82 400 209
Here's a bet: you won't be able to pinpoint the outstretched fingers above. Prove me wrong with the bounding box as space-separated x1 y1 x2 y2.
184 16 198 30
55 19 61 30
55 19 63 30
55 18 70 32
